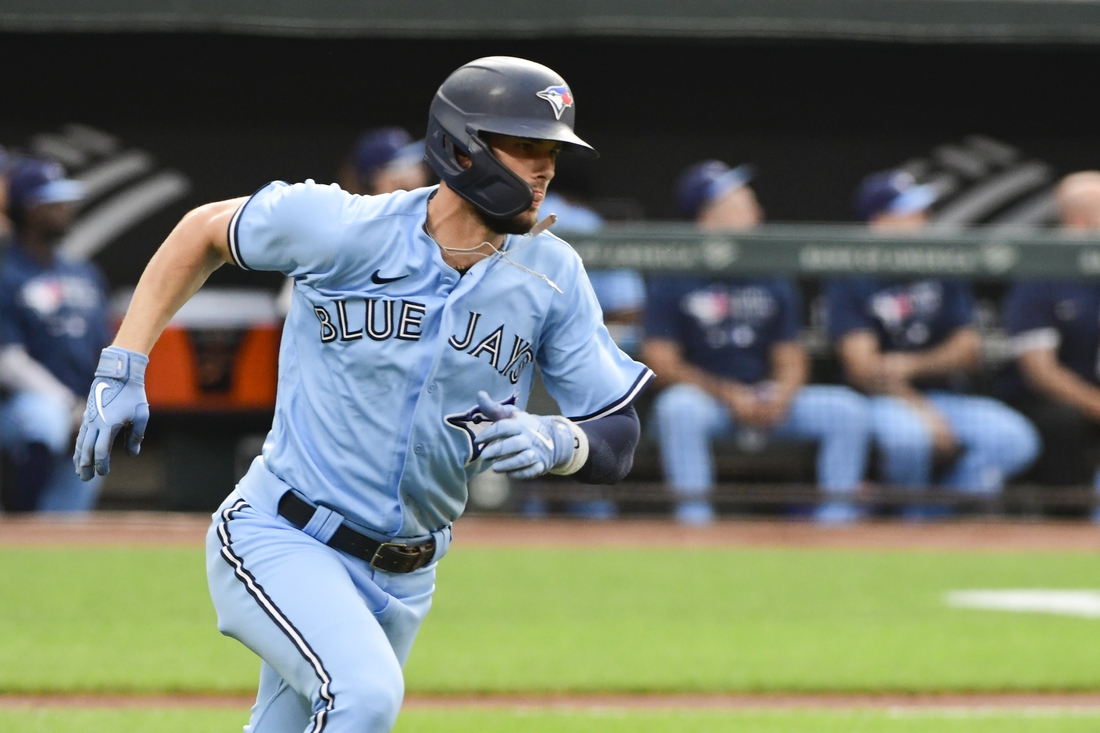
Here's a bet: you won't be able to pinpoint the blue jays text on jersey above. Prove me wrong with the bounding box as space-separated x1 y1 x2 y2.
311 300 536 386
227 181 653 539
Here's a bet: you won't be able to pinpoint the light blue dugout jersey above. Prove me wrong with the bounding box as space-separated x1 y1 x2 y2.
228 181 653 538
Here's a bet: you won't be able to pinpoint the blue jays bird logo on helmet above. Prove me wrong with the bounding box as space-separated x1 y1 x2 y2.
536 85 574 120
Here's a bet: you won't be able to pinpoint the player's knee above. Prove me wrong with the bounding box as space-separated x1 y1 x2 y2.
8 392 71 454
331 667 405 733
982 411 1041 474
824 389 871 437
875 424 932 458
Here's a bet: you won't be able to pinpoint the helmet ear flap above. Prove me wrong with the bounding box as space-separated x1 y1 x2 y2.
458 134 534 219
426 119 534 219
426 120 467 179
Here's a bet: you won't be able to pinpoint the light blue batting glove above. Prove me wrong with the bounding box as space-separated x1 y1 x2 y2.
474 390 583 480
74 346 151 481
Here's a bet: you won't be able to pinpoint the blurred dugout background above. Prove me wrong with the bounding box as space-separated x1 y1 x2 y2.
3 1 1100 518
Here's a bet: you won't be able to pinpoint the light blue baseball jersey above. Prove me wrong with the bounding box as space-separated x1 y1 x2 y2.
228 181 653 538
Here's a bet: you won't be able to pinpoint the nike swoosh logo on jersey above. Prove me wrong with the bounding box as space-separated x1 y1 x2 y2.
371 270 408 285
94 382 109 422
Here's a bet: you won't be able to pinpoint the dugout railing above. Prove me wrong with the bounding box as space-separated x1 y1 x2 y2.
507 224 1100 519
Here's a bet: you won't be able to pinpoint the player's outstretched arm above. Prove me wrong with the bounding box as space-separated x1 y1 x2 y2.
113 198 245 354
73 198 246 480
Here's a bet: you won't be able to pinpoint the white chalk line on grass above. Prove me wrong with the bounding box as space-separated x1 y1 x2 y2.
946 589 1100 617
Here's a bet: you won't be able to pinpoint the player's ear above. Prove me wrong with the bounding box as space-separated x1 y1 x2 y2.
446 136 473 170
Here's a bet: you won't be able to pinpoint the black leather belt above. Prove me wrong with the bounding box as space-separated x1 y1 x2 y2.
277 491 436 574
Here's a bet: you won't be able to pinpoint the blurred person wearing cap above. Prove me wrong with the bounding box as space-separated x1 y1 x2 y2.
0 158 110 512
827 170 1038 514
337 127 429 196
642 161 872 525
1003 171 1100 516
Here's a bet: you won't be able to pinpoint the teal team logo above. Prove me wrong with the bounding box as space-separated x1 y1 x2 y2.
535 85 573 120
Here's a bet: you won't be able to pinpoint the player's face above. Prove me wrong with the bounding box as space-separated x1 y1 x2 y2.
24 201 77 241
869 209 928 231
480 133 561 234
698 186 763 230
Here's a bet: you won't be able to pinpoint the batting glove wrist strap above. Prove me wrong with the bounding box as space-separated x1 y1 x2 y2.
95 346 149 383
548 418 589 476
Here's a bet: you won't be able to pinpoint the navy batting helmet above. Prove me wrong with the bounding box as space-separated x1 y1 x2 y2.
426 56 597 220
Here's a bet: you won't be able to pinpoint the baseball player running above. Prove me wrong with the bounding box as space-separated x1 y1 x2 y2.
73 56 652 733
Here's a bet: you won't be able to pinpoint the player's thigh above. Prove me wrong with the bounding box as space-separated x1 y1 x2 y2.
777 385 870 439
653 383 732 436
927 392 1039 454
868 395 931 452
206 497 405 714
367 564 437 667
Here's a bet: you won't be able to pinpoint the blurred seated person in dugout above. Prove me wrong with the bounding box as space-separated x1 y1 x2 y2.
0 159 110 512
1003 171 1100 514
337 127 429 196
542 156 645 354
827 170 1038 511
643 160 872 525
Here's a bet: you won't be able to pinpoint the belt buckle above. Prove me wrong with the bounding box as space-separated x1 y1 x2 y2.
371 541 414 572
370 540 433 573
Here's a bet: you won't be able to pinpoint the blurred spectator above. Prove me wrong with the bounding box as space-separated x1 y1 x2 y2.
337 127 429 195
643 161 872 525
0 145 12 245
828 170 1038 515
543 156 645 353
1003 171 1100 512
0 159 109 512
1055 171 1100 230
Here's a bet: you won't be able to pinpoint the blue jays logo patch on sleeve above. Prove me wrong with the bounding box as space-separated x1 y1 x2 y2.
445 393 518 463
535 85 573 120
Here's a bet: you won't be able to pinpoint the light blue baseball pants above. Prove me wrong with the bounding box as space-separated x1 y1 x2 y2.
0 391 101 511
869 392 1040 492
206 491 436 733
654 383 872 496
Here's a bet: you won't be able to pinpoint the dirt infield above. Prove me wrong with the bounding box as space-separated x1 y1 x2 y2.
0 512 1098 552
3 691 1100 711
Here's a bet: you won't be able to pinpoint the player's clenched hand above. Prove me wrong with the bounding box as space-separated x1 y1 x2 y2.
475 391 583 480
73 346 151 481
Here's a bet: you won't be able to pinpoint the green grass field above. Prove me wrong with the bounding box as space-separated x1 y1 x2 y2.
3 708 1100 733
1 545 1099 694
